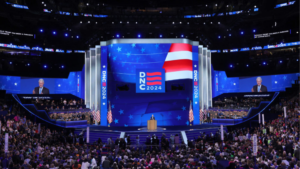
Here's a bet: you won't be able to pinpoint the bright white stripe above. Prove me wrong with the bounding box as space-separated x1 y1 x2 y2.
165 51 192 61
165 70 193 81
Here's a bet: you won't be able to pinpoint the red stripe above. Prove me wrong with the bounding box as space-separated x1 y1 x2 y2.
147 72 162 76
147 77 162 81
147 82 162 85
163 59 193 72
169 43 192 52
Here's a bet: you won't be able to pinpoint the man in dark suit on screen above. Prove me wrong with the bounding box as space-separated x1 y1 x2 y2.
32 79 50 94
251 77 268 92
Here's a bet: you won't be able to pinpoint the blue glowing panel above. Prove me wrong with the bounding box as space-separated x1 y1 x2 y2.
106 43 195 127
45 48 54 52
230 49 238 52
94 14 108 18
136 69 165 93
240 47 250 51
66 50 72 53
56 49 64 53
0 76 21 93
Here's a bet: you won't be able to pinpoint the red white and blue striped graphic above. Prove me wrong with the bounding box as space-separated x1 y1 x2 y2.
163 43 193 81
146 72 162 86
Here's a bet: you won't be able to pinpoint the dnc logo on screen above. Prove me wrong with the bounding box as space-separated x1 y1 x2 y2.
136 69 165 93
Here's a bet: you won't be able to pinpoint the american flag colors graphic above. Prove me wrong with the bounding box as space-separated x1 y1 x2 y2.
163 43 193 81
189 101 194 122
107 102 113 124
146 72 162 86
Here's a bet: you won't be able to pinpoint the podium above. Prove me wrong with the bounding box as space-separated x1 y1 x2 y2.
147 120 157 130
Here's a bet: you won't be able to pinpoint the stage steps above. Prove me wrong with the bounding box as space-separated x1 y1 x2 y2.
74 129 121 144
124 132 183 145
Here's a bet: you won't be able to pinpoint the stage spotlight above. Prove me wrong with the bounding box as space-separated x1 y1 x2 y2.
88 21 90 23
280 60 282 63
120 21 122 23
44 65 47 68
53 31 56 35
254 5 256 8
80 21 82 24
204 22 205 25
210 22 212 24
86 3 89 5
136 22 138 24
76 36 79 38
149 22 151 24
218 22 220 24
230 65 233 68
246 64 249 67
65 34 68 37
62 65 64 68
297 59 299 61
138 34 141 38
112 22 114 24
180 22 182 24
127 21 129 24
172 22 174 24
160 35 162 38
253 29 256 33
40 29 43 32
229 34 231 36
116 34 119 38
263 62 266 65
44 4 46 6
10 62 12 64
218 36 220 38
28 63 30 66
96 22 97 24
181 35 184 37
241 32 244 34
187 22 189 24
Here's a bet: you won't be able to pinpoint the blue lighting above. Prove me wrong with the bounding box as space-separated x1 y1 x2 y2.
76 36 79 38
138 34 141 38
241 31 244 35
65 34 68 37
253 29 256 33
62 65 64 68
40 29 43 32
160 35 162 38
116 34 119 38
28 63 30 66
181 35 184 37
44 65 47 68
297 59 299 61
229 34 231 36
246 64 249 67
218 36 220 38
53 31 56 35
10 62 12 64
280 60 282 63
230 65 233 68
263 62 266 65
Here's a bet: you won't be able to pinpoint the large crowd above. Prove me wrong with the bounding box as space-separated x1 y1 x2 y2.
0 92 298 169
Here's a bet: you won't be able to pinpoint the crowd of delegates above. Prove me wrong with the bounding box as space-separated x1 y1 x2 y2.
0 93 299 169
49 111 95 124
33 98 86 111
214 96 270 109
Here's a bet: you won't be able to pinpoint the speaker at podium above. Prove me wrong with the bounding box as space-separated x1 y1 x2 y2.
147 114 157 130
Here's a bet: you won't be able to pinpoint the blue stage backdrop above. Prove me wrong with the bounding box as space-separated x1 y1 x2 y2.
0 67 85 98
212 67 299 97
106 43 196 127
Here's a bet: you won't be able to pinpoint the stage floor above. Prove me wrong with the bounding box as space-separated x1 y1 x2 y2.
77 123 224 132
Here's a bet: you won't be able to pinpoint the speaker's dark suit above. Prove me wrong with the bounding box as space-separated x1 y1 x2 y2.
252 85 267 92
34 87 50 94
